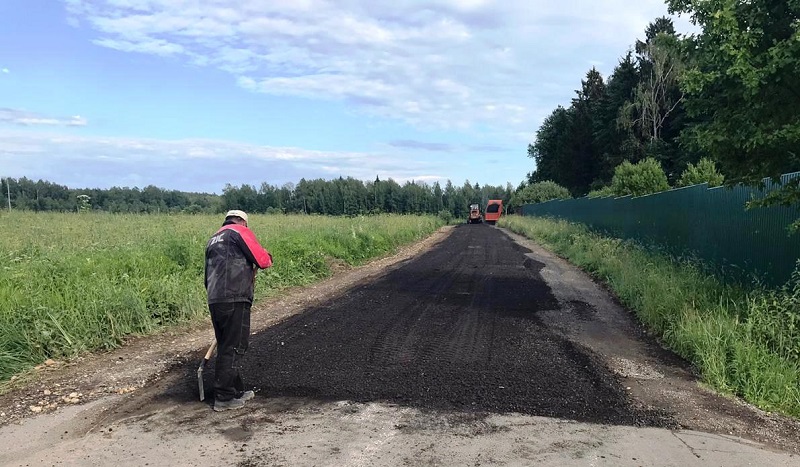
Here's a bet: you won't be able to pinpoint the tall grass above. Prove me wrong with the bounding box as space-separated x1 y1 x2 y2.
501 215 800 417
0 212 443 381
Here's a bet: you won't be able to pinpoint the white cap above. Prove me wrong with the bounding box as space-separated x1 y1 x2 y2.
225 209 248 223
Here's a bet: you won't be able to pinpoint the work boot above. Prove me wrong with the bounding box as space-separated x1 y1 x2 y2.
236 390 255 401
213 397 245 412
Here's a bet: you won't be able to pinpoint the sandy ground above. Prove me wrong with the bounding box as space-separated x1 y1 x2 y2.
1 224 797 466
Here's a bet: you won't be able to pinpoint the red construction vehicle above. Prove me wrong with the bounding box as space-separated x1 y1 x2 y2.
468 203 483 224
484 199 503 224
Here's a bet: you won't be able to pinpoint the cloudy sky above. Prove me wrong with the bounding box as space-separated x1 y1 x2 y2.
0 0 693 193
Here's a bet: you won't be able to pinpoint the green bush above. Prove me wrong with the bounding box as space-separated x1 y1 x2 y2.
511 181 571 208
611 157 671 197
678 158 725 188
437 210 455 224
587 186 616 198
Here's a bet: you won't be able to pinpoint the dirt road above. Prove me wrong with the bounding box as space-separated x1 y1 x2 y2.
1 225 798 466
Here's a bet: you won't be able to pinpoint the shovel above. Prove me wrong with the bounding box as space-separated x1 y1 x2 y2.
197 341 217 401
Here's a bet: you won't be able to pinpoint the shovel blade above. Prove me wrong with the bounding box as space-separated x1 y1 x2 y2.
198 365 206 401
198 342 217 402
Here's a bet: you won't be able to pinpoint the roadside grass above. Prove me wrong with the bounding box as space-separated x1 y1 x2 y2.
500 215 800 418
0 211 443 381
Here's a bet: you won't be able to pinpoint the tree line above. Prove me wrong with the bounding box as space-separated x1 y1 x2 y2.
0 176 513 219
526 0 799 209
0 177 220 214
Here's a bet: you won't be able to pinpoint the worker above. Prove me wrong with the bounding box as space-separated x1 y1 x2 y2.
204 209 273 411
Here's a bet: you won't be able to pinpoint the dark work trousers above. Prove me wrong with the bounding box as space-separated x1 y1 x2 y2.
209 302 251 402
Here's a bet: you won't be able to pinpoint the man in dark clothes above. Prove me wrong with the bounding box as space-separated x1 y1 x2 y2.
205 209 273 411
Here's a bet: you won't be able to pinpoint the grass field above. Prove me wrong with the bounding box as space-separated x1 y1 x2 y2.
0 212 444 381
501 215 800 418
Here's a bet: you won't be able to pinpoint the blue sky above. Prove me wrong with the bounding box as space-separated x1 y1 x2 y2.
0 0 694 193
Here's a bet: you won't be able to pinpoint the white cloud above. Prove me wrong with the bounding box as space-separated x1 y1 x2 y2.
0 130 447 191
69 116 88 126
92 38 184 56
1 68 9 74
64 0 694 132
0 108 88 127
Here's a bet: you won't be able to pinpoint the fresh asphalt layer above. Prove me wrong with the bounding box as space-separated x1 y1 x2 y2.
210 223 668 426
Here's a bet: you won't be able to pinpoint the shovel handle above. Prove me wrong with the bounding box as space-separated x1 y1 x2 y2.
203 341 217 361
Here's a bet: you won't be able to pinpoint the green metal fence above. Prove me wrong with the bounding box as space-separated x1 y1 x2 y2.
521 172 800 286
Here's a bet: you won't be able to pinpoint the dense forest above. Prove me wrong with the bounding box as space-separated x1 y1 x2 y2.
0 176 513 219
526 0 799 208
